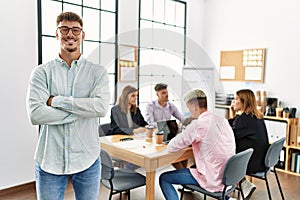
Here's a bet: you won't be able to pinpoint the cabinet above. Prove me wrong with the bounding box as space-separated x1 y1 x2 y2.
263 116 299 176
285 124 300 174
215 104 300 176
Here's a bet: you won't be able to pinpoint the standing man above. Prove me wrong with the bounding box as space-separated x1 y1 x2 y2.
26 12 110 200
145 83 185 127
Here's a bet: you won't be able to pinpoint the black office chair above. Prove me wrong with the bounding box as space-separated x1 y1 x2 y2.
180 148 254 200
247 137 286 200
99 123 110 137
100 149 146 200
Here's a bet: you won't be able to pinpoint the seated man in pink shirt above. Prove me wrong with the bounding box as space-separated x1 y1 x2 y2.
159 89 236 200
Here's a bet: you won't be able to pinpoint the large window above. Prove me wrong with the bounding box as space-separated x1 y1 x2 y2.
138 0 187 115
37 0 118 123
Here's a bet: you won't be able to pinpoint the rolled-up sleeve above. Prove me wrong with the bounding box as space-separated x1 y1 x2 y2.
167 120 198 152
145 102 155 125
51 66 110 118
26 66 77 125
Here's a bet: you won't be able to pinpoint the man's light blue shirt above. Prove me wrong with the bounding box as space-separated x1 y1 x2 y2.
145 100 185 127
27 56 110 174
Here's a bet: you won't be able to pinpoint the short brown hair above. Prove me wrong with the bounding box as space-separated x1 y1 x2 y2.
56 12 83 27
154 83 168 92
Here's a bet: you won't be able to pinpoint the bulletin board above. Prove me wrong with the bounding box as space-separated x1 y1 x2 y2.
118 44 138 82
219 48 265 83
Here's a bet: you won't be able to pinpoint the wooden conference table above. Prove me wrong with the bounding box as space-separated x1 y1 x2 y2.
100 134 194 200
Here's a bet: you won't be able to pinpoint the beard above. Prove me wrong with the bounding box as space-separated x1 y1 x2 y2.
65 46 78 53
61 36 79 53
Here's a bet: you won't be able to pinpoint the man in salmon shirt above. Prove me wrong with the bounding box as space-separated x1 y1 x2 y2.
159 89 236 200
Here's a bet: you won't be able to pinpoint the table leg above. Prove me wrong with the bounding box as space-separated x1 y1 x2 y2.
146 170 156 200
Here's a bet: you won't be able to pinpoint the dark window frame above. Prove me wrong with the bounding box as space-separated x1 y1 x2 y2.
37 0 119 122
138 0 187 105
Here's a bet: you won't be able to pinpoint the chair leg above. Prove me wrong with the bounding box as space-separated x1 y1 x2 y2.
222 186 228 200
204 194 207 200
221 192 225 200
119 192 122 200
264 173 272 200
109 190 113 200
239 181 245 200
180 187 185 200
128 190 131 200
273 168 285 200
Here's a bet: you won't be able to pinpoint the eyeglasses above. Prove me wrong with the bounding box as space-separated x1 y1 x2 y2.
57 26 82 36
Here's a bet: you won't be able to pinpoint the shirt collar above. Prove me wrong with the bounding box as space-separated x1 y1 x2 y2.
197 110 210 120
55 55 85 67
155 100 170 109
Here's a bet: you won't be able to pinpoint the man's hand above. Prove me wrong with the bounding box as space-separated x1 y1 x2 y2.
47 96 54 106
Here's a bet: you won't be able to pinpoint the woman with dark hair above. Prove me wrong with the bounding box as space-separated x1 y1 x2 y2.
108 85 147 135
229 89 269 199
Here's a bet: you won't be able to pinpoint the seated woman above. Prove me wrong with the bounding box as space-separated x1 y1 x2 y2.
159 89 235 200
229 89 270 199
108 85 147 135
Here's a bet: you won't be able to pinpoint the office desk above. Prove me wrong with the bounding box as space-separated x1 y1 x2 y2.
100 134 193 200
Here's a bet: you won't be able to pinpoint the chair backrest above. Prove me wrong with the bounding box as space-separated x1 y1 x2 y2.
99 123 110 137
100 149 115 180
222 148 254 186
265 137 286 168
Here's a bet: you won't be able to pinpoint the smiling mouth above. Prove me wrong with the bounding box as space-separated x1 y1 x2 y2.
65 38 76 44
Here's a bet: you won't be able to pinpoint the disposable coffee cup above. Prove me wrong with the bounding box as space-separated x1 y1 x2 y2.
283 111 289 118
146 125 154 138
155 131 164 145
276 107 283 118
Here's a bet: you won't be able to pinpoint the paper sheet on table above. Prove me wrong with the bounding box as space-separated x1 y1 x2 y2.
114 140 150 149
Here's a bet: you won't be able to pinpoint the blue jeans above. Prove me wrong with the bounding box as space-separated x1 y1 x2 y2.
35 158 101 200
159 168 199 200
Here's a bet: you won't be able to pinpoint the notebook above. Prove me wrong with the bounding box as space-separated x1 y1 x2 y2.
157 120 179 144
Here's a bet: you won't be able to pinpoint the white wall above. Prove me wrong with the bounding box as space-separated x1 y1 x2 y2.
202 0 300 117
186 0 204 54
117 0 139 95
0 0 204 190
5 0 299 190
0 0 38 189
